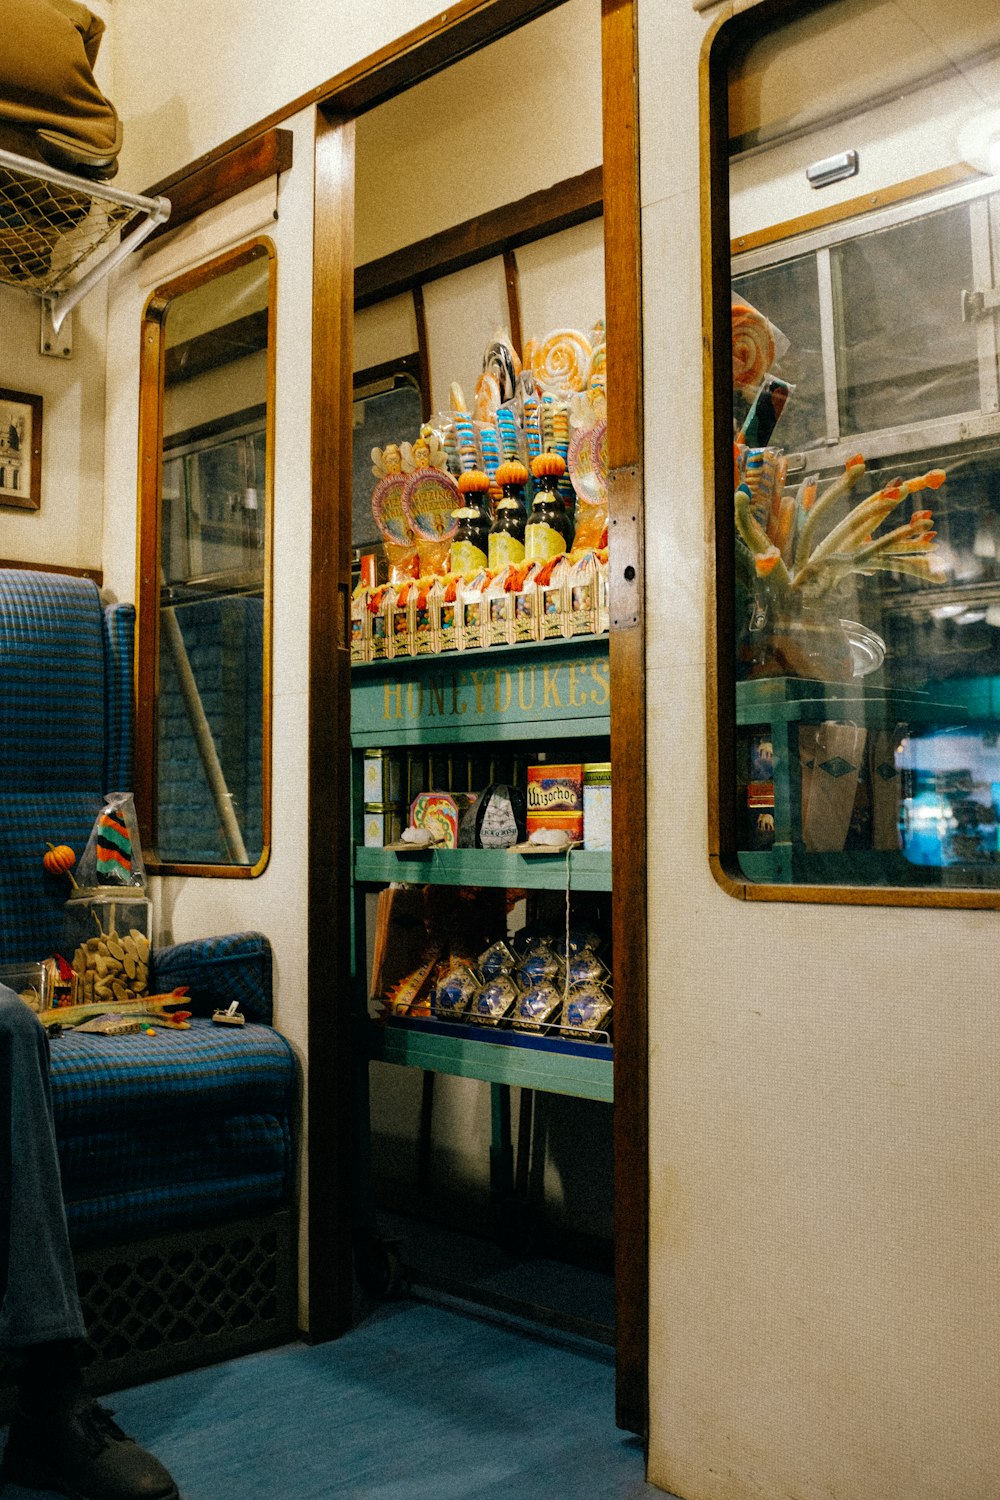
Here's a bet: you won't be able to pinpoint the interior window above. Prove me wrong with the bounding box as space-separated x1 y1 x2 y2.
137 239 275 873
719 0 1000 895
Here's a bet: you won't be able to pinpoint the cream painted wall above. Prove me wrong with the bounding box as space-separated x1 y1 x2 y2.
102 130 317 1321
108 0 462 192
642 3 1000 1499
0 281 107 570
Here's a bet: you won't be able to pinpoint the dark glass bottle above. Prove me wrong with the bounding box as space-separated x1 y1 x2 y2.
488 498 526 569
526 453 572 561
450 506 490 575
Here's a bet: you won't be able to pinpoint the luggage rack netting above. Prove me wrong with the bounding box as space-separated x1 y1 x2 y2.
0 149 169 327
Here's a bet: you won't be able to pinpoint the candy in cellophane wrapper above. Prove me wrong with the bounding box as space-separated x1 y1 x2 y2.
457 568 491 651
433 961 480 1022
391 580 414 658
368 585 392 661
512 980 564 1033
351 583 370 663
478 939 517 981
402 468 461 576
484 566 515 647
431 573 460 652
515 936 564 992
560 982 613 1041
731 291 788 398
78 793 145 889
470 973 519 1027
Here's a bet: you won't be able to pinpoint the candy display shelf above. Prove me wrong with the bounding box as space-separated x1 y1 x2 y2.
355 845 611 891
350 635 614 1296
364 1016 613 1103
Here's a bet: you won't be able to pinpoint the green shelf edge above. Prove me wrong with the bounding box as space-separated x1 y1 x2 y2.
365 1022 614 1102
354 846 612 891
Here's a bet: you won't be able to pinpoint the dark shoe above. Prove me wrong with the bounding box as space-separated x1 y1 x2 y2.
2 1397 179 1499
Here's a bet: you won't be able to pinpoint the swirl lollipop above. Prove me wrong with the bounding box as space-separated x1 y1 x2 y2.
531 328 593 394
732 299 776 393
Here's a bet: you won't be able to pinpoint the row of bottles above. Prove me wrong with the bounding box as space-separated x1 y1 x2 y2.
451 453 575 575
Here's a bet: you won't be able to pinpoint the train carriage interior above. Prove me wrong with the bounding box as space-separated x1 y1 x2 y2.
0 0 998 1498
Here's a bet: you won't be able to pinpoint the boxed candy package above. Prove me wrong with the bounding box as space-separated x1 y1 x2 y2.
470 973 519 1027
434 961 480 1021
512 980 564 1032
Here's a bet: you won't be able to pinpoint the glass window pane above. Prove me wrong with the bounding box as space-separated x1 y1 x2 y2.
352 377 423 556
832 204 981 435
734 256 827 455
152 244 273 869
723 0 1000 897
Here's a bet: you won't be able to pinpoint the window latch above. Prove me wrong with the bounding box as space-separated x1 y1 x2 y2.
961 286 1000 322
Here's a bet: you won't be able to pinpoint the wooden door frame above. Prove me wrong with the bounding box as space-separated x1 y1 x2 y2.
306 0 647 1437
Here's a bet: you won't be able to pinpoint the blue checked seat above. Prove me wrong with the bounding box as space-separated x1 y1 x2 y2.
0 569 296 1247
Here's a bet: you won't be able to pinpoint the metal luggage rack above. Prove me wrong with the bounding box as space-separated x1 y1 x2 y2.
0 147 170 334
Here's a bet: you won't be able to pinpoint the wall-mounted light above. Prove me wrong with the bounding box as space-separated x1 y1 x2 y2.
806 149 859 188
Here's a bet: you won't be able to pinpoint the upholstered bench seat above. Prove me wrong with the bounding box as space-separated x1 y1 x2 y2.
50 1018 295 1246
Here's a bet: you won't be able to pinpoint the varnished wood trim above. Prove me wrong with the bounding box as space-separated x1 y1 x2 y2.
135 239 276 877
142 128 292 244
308 110 357 1341
603 0 647 1441
0 558 102 585
731 163 978 256
502 249 523 362
354 165 603 309
143 2 566 201
412 287 432 421
704 2 1000 911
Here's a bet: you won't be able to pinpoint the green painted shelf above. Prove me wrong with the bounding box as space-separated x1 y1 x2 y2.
365 1018 613 1102
354 845 611 890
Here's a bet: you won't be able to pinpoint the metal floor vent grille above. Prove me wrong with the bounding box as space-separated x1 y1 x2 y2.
0 1211 296 1417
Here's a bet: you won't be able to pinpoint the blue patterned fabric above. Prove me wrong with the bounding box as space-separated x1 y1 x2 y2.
151 932 274 1025
52 1013 294 1245
0 570 106 795
0 572 127 965
102 602 135 794
0 569 296 1246
60 1111 290 1246
49 1017 293 1129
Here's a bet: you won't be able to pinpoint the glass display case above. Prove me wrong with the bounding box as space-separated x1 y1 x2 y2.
722 0 1000 893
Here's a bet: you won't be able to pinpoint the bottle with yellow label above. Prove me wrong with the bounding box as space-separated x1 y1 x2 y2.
525 451 573 562
450 507 490 576
450 470 492 576
488 499 526 569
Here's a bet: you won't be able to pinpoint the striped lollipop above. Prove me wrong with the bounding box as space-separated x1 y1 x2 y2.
732 299 776 393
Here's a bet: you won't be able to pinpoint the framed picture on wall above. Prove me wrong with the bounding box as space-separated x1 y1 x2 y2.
0 388 42 510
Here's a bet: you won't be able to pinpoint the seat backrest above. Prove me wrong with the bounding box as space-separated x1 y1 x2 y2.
0 568 134 963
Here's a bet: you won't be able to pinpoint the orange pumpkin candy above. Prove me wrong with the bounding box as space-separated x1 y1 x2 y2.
43 843 76 876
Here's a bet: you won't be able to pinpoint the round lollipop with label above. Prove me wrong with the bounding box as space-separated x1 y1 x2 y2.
402 468 461 574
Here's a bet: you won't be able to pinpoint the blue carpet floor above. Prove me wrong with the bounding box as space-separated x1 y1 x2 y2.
2 1299 655 1498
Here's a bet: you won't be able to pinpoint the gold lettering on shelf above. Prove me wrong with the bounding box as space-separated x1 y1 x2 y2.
470 669 487 715
428 678 445 716
384 681 403 720
494 669 512 713
518 667 536 712
543 665 562 709
406 681 423 718
569 662 589 707
452 674 467 716
590 657 610 706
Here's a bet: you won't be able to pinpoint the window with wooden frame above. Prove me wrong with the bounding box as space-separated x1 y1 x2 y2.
136 237 276 876
708 0 1000 903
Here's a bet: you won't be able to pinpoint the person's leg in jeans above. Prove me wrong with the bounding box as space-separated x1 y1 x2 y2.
0 986 179 1499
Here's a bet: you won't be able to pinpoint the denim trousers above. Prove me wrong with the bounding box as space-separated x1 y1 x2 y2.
0 986 86 1348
